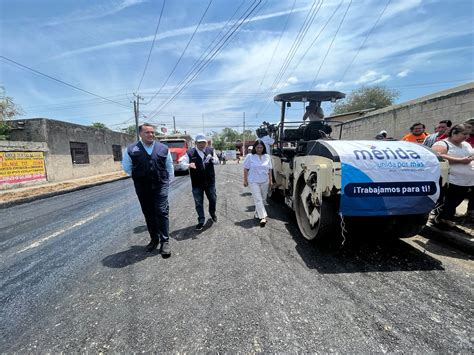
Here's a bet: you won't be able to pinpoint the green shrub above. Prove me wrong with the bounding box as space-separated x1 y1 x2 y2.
0 122 10 139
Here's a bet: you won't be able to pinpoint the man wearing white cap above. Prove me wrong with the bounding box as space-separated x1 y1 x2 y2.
181 133 219 230
375 130 388 140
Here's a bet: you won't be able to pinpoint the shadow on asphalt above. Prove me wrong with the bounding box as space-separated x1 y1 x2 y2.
289 225 445 273
101 245 160 268
245 205 256 212
266 200 445 274
133 225 148 234
240 192 252 197
170 225 199 241
170 220 214 241
412 239 472 261
234 218 260 229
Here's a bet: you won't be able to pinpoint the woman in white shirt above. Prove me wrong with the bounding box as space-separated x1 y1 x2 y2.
243 140 273 227
432 124 474 227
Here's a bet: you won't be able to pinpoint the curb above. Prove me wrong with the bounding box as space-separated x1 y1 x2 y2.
420 223 474 255
0 176 130 209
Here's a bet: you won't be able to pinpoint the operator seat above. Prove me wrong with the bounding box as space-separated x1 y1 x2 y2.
303 121 332 141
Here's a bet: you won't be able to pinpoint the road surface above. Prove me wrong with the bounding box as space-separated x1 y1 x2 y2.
1 164 472 352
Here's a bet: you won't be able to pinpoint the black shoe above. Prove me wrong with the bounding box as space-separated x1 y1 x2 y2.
196 223 204 231
160 241 171 256
211 215 217 223
260 218 267 227
146 238 159 252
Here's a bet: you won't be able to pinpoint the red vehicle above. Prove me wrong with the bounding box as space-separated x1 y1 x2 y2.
158 135 193 173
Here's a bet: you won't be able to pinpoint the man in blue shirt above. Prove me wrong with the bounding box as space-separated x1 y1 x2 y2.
122 123 174 255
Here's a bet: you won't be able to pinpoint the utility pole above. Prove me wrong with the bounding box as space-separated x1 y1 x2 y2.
173 116 176 134
242 112 245 156
133 94 144 141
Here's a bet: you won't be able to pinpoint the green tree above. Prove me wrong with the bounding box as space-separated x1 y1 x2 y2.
332 85 399 115
221 127 240 143
211 131 227 151
123 124 164 138
91 122 108 129
0 87 24 121
243 129 256 142
0 87 24 139
210 128 242 150
124 124 137 136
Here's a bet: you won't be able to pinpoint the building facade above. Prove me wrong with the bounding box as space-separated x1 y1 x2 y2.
1 118 134 188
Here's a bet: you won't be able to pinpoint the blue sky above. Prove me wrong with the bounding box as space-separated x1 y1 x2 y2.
1 0 473 137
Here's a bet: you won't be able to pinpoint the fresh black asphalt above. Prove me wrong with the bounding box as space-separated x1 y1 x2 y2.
0 164 472 352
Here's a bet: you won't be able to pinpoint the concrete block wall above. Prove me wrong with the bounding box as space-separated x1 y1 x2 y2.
0 141 49 189
337 82 474 140
7 118 135 182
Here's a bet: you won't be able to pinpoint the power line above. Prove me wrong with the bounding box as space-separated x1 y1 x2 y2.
246 0 296 115
269 0 323 91
145 0 213 106
135 0 166 94
339 0 391 82
257 0 325 115
22 93 130 110
285 0 343 83
310 0 352 88
258 0 342 115
146 0 247 108
147 0 263 117
147 0 264 118
0 55 130 109
258 0 296 89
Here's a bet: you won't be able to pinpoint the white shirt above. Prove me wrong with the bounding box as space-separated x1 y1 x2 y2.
260 135 275 155
433 140 474 186
180 148 219 169
243 153 273 184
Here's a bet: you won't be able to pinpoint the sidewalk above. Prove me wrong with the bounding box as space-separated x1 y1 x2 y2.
1 171 472 254
0 171 129 208
420 200 474 255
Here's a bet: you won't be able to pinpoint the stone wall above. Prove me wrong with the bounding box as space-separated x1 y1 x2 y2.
331 82 474 140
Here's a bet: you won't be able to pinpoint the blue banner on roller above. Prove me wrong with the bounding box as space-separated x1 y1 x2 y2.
344 181 438 197
324 141 441 216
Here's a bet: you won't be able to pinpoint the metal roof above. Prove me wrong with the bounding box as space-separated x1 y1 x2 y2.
273 91 345 102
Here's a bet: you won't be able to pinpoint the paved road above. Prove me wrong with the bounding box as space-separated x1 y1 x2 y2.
1 164 472 352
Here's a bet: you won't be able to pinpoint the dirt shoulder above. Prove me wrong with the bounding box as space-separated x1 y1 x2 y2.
0 171 129 204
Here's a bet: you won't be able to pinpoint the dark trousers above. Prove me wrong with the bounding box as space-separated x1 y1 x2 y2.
192 184 217 224
468 186 474 211
134 181 169 242
438 183 471 221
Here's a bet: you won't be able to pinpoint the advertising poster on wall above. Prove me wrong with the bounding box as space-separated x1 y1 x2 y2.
0 151 47 185
325 141 441 216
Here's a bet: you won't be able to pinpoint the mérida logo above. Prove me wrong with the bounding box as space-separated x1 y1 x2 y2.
353 146 421 160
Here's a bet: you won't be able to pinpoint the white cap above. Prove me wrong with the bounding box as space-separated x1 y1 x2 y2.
379 130 387 135
195 133 207 142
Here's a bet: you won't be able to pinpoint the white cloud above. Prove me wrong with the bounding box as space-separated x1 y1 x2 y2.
355 71 391 85
45 0 147 26
397 70 410 77
51 4 309 60
4 0 474 136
